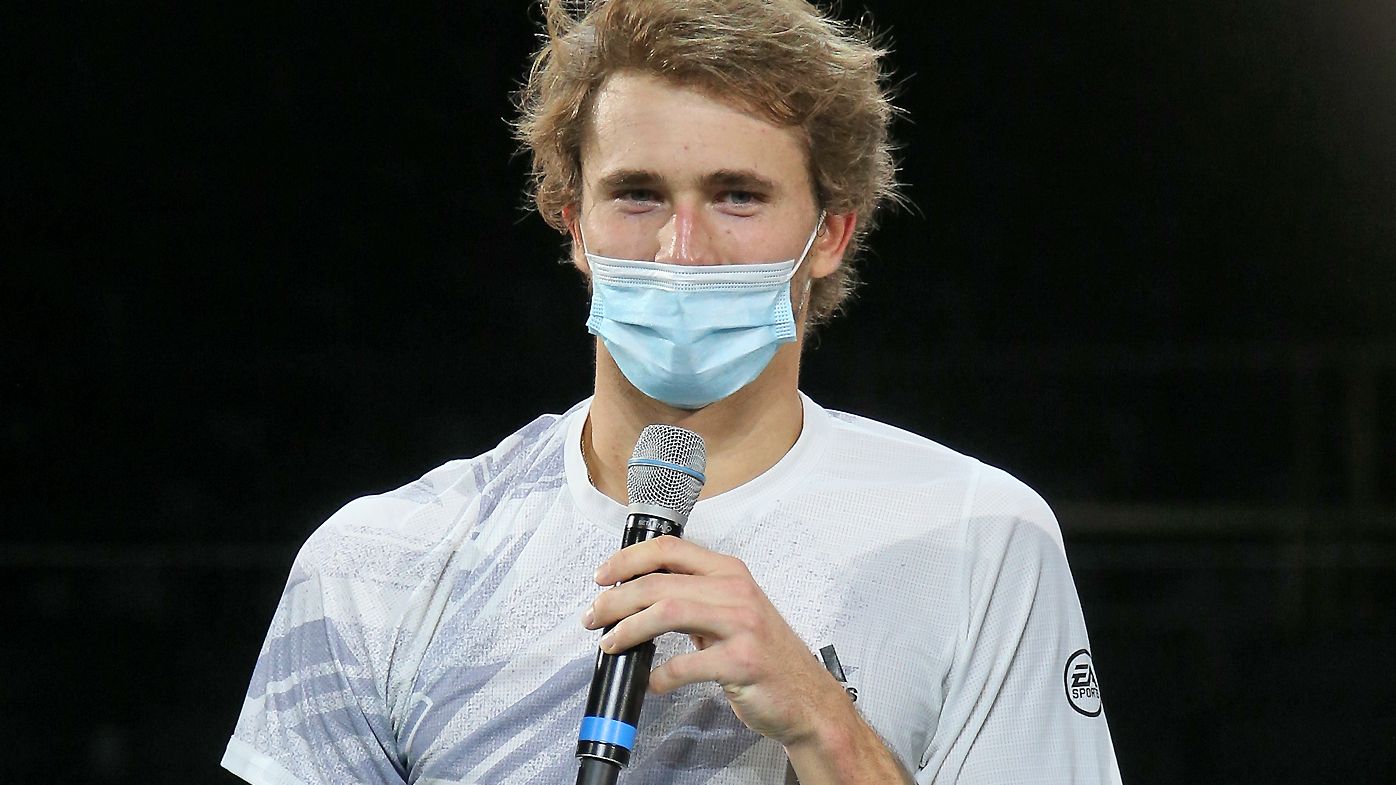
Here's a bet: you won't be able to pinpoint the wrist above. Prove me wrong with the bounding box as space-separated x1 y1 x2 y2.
784 696 910 785
777 673 859 749
783 694 858 756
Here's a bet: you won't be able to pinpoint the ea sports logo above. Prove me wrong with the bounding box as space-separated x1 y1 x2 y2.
1063 649 1102 717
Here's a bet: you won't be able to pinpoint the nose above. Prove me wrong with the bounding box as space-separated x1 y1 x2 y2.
654 208 717 265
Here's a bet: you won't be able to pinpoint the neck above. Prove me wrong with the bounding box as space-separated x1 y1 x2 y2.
582 342 806 504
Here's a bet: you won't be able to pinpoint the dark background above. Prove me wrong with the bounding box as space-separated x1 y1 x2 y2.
6 1 1395 782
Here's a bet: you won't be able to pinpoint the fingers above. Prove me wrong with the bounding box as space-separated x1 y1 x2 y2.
581 539 841 746
583 572 713 629
585 539 769 653
647 641 761 695
594 535 748 585
647 646 726 695
590 585 763 654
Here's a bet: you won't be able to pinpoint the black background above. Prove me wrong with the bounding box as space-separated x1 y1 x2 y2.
6 1 1395 782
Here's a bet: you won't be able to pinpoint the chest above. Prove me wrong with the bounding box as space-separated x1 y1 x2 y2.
397 510 955 782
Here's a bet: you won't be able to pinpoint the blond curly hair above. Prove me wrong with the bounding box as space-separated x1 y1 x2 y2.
514 0 902 323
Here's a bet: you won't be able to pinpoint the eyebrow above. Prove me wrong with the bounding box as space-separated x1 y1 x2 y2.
595 169 660 191
702 169 778 193
594 168 779 194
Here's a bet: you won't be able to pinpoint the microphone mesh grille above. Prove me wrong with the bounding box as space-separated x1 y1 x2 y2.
626 425 707 522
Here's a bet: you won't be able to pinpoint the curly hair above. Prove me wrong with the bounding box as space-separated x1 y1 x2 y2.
514 0 902 323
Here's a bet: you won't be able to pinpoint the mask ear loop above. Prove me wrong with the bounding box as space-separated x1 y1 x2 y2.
574 218 590 257
790 210 826 317
785 210 827 282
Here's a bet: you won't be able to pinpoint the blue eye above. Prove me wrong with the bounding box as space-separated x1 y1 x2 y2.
720 190 765 209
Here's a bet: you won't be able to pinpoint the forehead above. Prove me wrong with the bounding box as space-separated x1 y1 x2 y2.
581 71 811 191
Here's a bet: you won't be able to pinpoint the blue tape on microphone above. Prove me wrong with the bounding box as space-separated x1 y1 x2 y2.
578 716 638 750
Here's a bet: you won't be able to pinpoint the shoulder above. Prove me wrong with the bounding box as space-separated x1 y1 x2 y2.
818 405 982 484
816 402 1064 553
290 405 581 589
965 462 1065 554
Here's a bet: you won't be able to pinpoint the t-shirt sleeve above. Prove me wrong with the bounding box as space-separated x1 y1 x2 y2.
917 466 1122 784
222 499 412 785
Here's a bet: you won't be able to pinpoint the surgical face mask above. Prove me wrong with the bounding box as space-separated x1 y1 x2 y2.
582 214 824 410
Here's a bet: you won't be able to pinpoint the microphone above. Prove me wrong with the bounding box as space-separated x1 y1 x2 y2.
576 424 707 785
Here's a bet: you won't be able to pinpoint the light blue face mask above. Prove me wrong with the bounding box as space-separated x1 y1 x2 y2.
583 214 825 410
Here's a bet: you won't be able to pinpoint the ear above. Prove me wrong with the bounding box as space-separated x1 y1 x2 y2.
807 211 858 280
562 205 590 275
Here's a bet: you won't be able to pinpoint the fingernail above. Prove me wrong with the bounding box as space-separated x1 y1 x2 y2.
582 606 594 627
600 632 615 651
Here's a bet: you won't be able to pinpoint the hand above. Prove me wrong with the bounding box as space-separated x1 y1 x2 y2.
583 535 847 747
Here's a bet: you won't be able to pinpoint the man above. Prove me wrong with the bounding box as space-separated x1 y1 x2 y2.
223 1 1122 783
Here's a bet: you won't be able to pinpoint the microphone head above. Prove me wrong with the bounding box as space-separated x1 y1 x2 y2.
626 425 707 524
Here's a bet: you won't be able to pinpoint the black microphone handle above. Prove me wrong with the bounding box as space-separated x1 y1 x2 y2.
576 512 685 776
576 757 619 785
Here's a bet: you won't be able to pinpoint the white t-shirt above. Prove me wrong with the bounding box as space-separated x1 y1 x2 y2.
223 394 1122 784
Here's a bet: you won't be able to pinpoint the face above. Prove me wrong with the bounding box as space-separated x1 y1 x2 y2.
571 71 851 279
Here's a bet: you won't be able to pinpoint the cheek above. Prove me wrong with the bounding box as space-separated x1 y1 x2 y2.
711 220 795 263
581 205 664 259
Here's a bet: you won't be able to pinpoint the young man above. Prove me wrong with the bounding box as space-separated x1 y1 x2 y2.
223 2 1122 783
